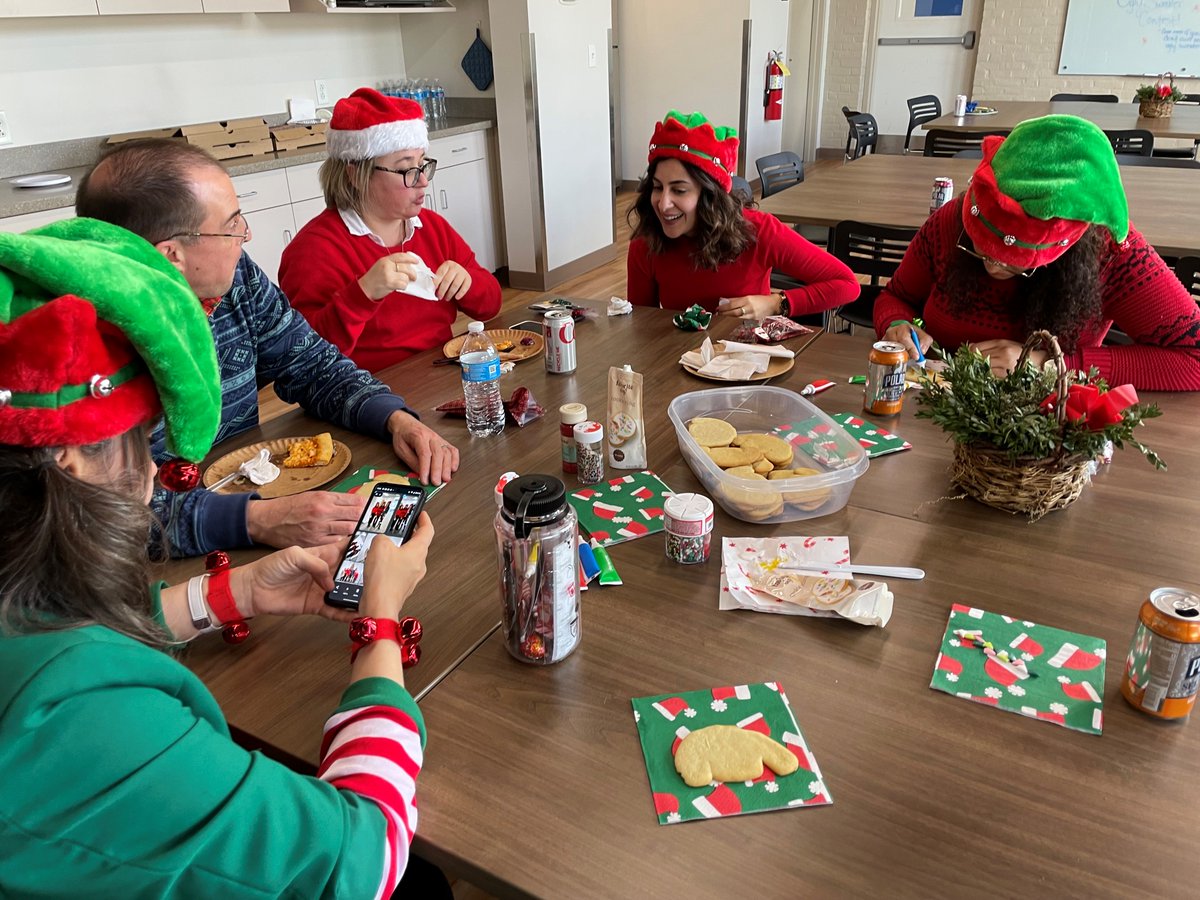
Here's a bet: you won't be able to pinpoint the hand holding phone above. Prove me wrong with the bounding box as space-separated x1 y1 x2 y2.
326 483 428 610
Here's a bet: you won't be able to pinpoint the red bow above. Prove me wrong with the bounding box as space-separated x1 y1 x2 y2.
1064 383 1138 431
1158 84 1173 98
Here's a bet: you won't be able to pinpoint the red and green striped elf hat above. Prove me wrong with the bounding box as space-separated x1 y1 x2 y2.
0 217 220 488
648 110 739 192
962 114 1129 270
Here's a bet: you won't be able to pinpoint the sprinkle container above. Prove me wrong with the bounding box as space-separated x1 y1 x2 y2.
664 492 714 564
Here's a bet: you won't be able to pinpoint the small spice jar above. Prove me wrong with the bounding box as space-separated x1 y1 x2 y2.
574 420 605 485
663 492 714 564
559 402 588 474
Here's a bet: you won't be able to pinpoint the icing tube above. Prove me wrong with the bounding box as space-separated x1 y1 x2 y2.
607 364 647 469
590 538 622 586
579 540 601 583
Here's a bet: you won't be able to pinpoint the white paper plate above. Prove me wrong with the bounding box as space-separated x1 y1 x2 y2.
9 173 72 188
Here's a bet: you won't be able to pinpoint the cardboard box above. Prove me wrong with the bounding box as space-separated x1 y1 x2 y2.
270 122 328 154
204 138 275 161
182 117 270 149
106 126 183 145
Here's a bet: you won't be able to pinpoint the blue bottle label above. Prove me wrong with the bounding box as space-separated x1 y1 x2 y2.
462 357 501 383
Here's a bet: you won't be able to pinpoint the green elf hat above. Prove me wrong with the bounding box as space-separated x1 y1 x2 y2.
0 217 220 489
648 110 739 192
962 114 1130 270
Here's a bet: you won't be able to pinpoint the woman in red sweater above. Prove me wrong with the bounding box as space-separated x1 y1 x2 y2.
626 110 859 320
875 115 1200 391
280 88 501 371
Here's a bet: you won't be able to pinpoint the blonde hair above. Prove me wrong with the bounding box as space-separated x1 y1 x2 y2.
318 157 376 215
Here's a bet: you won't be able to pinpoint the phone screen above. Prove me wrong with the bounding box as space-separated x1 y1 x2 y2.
511 320 544 333
326 483 426 610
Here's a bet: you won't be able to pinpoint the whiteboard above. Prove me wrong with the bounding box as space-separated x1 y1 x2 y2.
1058 0 1200 77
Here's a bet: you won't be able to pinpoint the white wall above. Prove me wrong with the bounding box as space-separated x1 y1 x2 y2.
0 13 405 146
741 0 789 173
400 0 496 100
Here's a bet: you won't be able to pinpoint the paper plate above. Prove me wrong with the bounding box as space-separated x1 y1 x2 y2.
964 107 998 116
681 348 795 383
202 437 352 498
10 173 72 188
443 328 544 362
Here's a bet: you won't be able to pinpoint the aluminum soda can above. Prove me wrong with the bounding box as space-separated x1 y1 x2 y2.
1121 587 1200 720
543 309 576 374
954 94 968 117
864 341 907 416
930 176 954 213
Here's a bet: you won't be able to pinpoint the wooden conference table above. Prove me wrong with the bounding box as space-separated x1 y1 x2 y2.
923 98 1200 141
169 308 1200 897
758 153 1200 259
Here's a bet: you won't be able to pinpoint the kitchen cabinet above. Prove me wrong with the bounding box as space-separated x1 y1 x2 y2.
0 0 97 15
202 0 289 11
232 169 295 284
426 131 499 273
285 161 325 234
287 0 454 13
96 0 201 12
0 205 75 234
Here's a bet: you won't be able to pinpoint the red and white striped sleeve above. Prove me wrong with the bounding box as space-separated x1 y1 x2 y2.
318 702 424 900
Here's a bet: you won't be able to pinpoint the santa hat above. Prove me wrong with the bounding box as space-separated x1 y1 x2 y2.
0 218 220 480
962 115 1129 269
647 110 738 192
327 87 429 161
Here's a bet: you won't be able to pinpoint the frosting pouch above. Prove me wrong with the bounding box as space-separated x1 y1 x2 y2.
607 365 647 469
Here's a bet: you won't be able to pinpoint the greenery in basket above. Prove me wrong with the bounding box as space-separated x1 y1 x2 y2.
1135 81 1184 103
914 345 1165 469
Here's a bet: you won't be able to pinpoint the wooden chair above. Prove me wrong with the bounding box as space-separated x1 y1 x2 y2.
904 95 941 154
846 113 879 161
730 174 754 206
1105 129 1154 157
1051 92 1119 102
923 129 1004 158
829 220 918 332
755 151 804 198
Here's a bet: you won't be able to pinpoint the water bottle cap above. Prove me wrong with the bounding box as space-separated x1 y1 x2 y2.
467 321 484 333
501 474 568 537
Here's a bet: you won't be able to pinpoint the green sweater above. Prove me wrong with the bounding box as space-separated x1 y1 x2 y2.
0 621 426 898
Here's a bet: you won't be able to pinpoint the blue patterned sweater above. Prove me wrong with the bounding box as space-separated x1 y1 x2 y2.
150 253 412 557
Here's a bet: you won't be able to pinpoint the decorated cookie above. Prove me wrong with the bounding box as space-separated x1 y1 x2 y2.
610 411 638 446
674 725 799 788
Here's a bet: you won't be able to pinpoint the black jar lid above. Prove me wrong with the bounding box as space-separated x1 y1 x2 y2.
502 474 567 537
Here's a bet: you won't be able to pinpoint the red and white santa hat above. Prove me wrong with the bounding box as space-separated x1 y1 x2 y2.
326 87 429 161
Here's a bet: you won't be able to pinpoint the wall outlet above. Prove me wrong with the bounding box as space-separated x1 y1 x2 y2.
314 80 331 106
587 44 597 68
0 112 11 146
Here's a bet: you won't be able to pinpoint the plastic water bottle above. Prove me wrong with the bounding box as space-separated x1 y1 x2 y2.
432 79 448 128
461 321 506 437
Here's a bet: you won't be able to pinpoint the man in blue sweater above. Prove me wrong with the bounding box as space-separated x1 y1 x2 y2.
76 139 460 557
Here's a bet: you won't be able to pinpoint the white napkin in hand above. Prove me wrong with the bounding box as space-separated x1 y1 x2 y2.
403 254 439 302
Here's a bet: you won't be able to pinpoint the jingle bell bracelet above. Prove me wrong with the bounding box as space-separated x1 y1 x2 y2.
349 615 424 669
205 550 252 644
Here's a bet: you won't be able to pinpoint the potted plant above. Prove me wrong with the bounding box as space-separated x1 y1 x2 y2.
915 331 1163 520
1135 72 1183 118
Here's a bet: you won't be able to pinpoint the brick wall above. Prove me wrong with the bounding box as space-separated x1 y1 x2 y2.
820 0 873 153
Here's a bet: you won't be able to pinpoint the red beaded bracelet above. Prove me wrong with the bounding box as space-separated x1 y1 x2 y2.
205 550 251 644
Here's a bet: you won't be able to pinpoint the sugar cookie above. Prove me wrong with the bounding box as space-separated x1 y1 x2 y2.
731 432 794 467
688 417 737 448
674 725 799 788
706 445 764 468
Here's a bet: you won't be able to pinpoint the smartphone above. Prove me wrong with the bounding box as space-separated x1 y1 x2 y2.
511 320 544 333
326 482 426 610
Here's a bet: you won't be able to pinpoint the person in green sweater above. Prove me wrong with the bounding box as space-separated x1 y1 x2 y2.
0 219 443 897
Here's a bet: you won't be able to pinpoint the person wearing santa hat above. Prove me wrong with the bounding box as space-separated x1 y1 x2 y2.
875 114 1200 390
627 110 859 320
0 219 448 897
279 87 502 371
75 138 459 559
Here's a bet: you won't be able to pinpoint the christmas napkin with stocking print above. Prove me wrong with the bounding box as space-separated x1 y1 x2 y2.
567 471 673 547
930 604 1106 735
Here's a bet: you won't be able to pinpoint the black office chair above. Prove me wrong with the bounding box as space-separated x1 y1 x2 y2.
829 220 919 332
1148 94 1200 159
846 113 879 161
952 148 983 159
1176 256 1200 302
904 95 942 154
755 151 804 198
730 174 754 206
841 106 860 159
1115 154 1200 169
1105 129 1154 157
923 129 1004 158
1051 92 1119 103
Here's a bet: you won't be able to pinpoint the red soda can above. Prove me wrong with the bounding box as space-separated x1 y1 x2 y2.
543 309 576 374
930 176 954 213
864 341 907 416
1121 587 1200 720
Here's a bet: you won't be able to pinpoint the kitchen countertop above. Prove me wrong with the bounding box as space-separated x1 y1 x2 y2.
0 117 492 220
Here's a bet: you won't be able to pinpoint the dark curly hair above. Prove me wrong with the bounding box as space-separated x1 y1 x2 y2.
627 158 756 271
947 224 1105 349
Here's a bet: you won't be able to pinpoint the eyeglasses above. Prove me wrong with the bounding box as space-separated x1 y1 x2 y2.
165 214 252 244
373 159 438 187
956 231 1036 278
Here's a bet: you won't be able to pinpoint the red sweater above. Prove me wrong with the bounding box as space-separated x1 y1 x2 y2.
874 199 1200 391
626 207 860 315
279 208 502 372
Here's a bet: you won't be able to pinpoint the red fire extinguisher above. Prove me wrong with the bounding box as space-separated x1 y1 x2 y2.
764 51 786 121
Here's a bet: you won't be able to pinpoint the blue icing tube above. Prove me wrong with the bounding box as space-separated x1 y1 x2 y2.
579 540 601 583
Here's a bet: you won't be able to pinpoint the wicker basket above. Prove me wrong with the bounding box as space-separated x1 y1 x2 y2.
949 331 1093 520
1138 72 1177 118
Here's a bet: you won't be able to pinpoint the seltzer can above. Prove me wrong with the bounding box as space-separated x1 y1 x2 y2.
930 176 954 213
543 309 576 374
954 93 968 117
864 341 908 416
1121 587 1200 720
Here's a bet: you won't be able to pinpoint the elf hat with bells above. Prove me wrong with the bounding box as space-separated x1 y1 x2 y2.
647 110 740 193
962 114 1130 270
0 217 220 490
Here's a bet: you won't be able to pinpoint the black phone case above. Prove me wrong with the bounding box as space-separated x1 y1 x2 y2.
325 483 426 610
